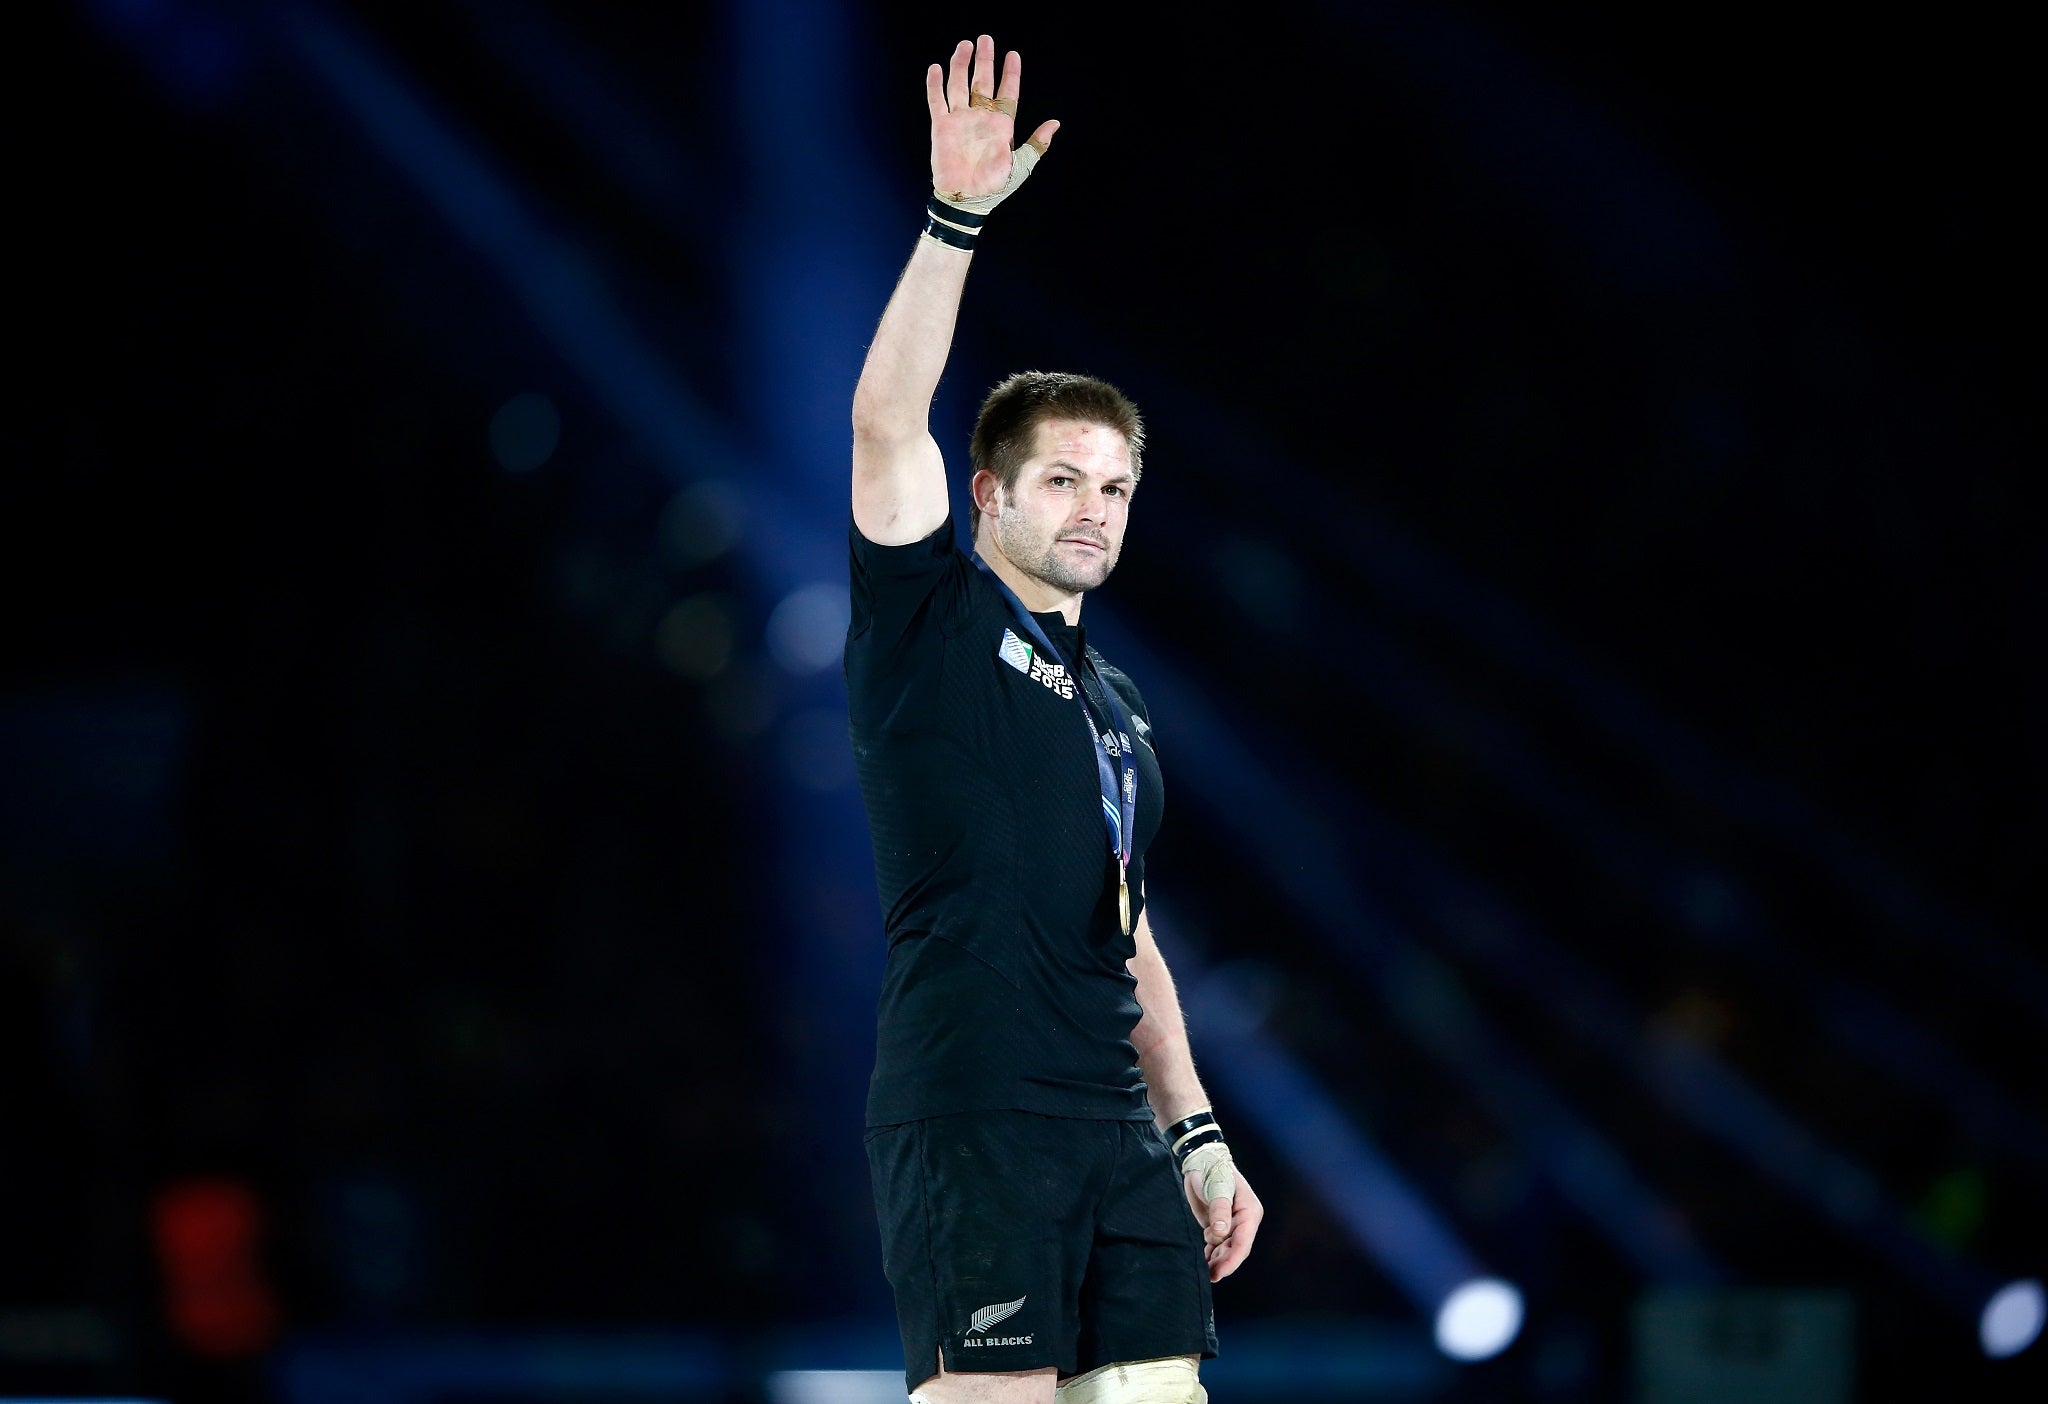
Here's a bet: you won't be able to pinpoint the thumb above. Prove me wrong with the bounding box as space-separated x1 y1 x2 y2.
1025 118 1059 154
1187 1145 1236 1236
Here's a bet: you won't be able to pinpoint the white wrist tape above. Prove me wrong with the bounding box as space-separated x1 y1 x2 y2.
935 140 1046 219
1181 1141 1236 1207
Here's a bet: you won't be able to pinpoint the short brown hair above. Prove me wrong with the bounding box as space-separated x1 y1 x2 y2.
969 372 1144 536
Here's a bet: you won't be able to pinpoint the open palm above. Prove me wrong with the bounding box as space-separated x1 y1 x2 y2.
927 35 1058 202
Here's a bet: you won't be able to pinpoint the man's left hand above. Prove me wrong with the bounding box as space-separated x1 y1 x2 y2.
1184 1156 1263 1282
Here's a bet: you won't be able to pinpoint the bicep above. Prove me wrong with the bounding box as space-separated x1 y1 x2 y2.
853 430 950 546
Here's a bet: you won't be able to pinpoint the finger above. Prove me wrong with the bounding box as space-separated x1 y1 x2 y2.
997 48 1022 106
1184 1171 1210 1227
1208 1225 1254 1281
925 64 946 123
946 38 971 112
1024 119 1059 155
1210 1205 1263 1282
971 33 996 96
1198 1182 1233 1244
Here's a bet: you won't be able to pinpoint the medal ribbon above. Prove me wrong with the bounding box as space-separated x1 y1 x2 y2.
974 557 1138 929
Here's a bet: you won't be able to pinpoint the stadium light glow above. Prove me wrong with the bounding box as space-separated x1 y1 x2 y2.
764 1369 906 1404
1980 1277 2045 1359
1434 1277 1524 1361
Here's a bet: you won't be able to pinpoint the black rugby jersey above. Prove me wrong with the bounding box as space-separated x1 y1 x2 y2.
846 517 1165 1126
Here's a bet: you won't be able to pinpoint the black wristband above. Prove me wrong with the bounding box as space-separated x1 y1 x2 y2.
1172 1128 1227 1171
922 194 984 251
1167 1110 1227 1171
921 215 976 251
927 195 987 229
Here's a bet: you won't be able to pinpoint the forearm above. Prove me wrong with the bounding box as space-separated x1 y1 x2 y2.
856 34 1053 444
852 36 1053 543
851 235 972 443
1129 918 1212 1130
849 232 969 543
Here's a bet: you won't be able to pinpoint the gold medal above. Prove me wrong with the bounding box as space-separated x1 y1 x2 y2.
1119 871 1131 935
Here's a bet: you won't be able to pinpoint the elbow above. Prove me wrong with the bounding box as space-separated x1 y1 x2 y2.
849 387 882 434
850 391 920 446
849 402 886 444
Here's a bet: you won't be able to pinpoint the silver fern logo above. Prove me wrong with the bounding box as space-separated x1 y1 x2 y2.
968 1296 1026 1334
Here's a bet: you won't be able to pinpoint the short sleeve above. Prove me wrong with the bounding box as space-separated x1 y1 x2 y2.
847 515 980 643
846 517 977 725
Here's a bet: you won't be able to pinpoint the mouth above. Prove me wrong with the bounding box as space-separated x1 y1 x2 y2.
1060 537 1107 553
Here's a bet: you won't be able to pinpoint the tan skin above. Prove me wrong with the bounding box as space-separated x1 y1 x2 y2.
972 419 1133 622
854 36 1261 1404
849 34 1057 547
928 34 1060 199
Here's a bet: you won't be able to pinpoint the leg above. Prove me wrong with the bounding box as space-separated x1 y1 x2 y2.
871 1114 1120 1400
1069 1125 1216 1381
912 1348 1059 1403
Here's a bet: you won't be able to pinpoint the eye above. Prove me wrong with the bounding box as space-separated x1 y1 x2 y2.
1104 485 1125 497
1048 475 1073 487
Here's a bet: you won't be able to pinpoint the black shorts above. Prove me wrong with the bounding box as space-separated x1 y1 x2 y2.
865 1109 1217 1392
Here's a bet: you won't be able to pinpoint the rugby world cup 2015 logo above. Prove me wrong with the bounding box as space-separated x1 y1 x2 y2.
995 629 1074 699
997 629 1033 675
962 1295 1032 1347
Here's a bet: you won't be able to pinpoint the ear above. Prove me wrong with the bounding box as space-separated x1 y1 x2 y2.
969 469 1001 522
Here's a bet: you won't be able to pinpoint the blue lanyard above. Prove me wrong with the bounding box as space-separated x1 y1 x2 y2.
974 556 1138 926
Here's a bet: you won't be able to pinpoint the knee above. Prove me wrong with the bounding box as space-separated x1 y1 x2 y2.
1054 1355 1204 1404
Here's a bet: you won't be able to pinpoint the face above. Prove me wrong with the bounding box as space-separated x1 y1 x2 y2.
979 418 1136 596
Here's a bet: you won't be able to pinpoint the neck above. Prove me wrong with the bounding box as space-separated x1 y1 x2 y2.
976 540 1084 625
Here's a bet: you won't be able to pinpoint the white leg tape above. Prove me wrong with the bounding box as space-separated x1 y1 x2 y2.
1054 1355 1205 1404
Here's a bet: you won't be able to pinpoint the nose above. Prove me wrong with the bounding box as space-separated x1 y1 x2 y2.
1075 484 1109 525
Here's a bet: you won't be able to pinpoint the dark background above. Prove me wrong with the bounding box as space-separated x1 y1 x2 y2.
6 2 2040 1401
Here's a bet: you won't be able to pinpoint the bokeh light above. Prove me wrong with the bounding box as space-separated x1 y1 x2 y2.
766 582 850 675
1979 1278 2045 1359
1434 1278 1524 1361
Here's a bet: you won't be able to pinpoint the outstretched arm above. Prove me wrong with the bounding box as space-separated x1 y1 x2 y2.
850 34 1058 545
1129 909 1265 1282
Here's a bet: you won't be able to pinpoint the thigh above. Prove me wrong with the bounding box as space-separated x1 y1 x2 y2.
870 1112 1120 1392
1074 1122 1218 1375
912 1361 1058 1403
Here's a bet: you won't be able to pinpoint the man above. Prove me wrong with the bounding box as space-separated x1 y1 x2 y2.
846 34 1262 1404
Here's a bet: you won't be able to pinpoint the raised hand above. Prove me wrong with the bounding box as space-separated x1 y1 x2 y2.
926 34 1058 208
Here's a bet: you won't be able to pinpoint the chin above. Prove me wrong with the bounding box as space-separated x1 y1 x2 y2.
1058 546 1115 587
